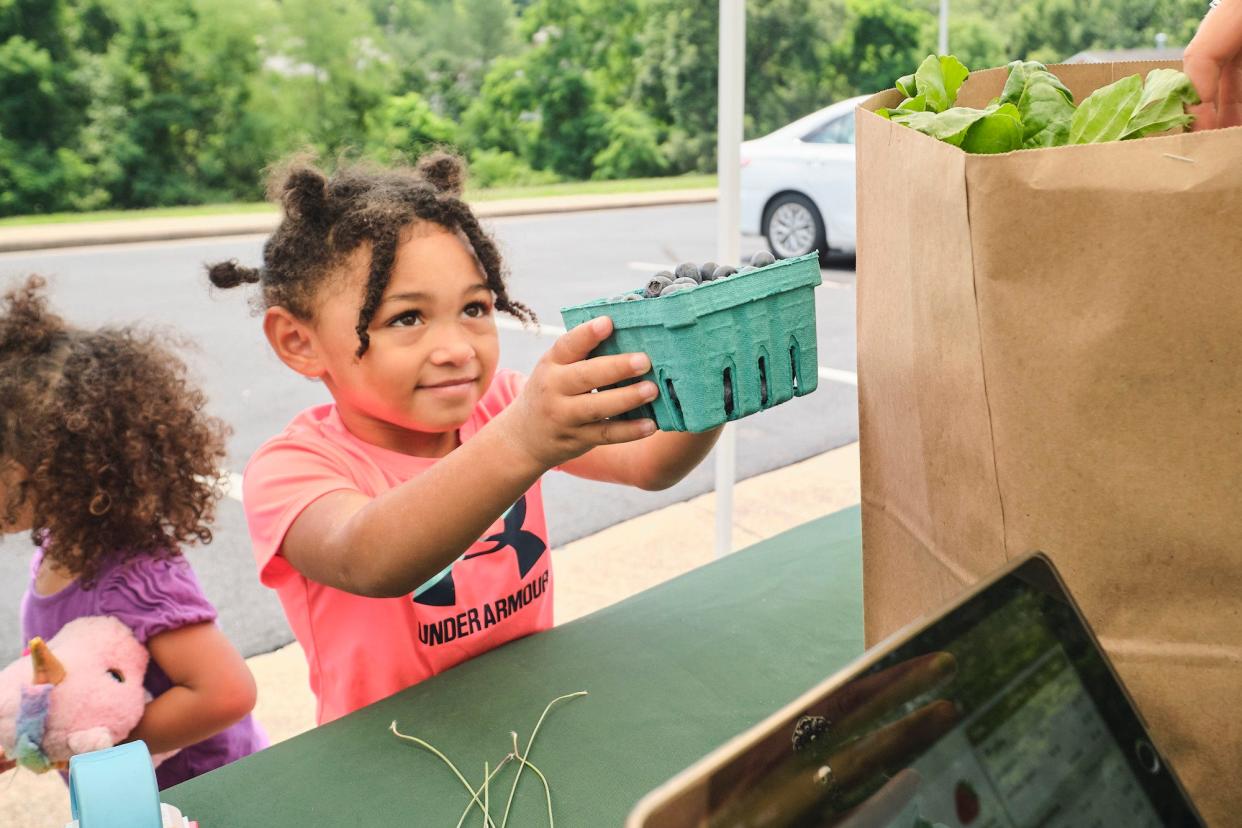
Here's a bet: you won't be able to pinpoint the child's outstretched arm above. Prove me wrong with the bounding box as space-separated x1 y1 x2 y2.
125 623 257 755
557 422 721 491
279 317 657 598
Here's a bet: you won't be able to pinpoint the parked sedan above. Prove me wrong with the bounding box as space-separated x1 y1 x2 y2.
740 95 869 259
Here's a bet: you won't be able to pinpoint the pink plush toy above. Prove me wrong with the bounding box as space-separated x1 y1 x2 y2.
0 616 166 773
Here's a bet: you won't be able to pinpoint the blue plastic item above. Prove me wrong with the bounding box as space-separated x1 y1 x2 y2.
68 741 164 828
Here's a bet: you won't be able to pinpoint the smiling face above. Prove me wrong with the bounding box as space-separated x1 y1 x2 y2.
292 224 501 456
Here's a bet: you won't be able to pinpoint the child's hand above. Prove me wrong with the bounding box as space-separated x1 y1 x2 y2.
504 316 658 468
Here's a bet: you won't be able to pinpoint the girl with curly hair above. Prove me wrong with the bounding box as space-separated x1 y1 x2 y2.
208 151 720 724
0 276 267 786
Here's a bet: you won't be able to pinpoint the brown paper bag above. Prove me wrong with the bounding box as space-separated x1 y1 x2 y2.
856 60 1242 825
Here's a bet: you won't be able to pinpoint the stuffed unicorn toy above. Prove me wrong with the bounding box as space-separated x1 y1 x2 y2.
0 616 171 773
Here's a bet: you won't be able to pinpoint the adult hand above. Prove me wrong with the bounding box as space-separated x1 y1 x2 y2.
1185 0 1242 130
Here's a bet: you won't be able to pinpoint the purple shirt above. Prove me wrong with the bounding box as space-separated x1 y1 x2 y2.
20 550 267 789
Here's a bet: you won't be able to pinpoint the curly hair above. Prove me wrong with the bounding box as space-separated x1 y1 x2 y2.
206 150 535 357
0 276 229 586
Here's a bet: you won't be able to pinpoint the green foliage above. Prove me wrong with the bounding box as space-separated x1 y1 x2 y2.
0 0 1216 216
463 3 609 179
592 105 666 180
364 91 460 163
466 148 559 188
633 0 717 172
1004 0 1206 63
830 0 935 97
881 56 1199 152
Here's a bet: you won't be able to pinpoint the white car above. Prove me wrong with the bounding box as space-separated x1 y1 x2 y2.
740 95 869 259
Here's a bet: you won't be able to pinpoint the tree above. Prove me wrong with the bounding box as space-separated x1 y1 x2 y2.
83 0 273 207
828 0 934 97
747 0 851 137
1005 0 1206 63
462 0 616 179
364 91 460 163
592 104 665 179
633 0 718 172
0 0 101 213
266 0 393 153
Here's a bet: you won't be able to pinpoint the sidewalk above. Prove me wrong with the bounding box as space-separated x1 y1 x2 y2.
0 441 860 827
0 189 717 253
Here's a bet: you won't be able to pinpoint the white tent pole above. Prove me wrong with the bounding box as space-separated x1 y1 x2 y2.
715 0 744 559
938 0 950 54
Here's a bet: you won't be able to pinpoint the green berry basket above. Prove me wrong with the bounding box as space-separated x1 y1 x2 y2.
559 252 822 433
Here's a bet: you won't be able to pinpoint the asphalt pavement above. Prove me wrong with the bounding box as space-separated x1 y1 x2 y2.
0 202 858 661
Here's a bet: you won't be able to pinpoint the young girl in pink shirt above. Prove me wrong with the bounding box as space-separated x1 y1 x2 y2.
208 152 720 724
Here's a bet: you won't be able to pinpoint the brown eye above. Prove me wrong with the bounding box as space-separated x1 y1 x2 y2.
107 668 125 683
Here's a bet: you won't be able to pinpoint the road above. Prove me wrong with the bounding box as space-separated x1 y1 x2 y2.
0 202 858 659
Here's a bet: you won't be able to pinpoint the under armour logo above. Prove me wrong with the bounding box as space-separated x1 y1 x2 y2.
412 495 547 607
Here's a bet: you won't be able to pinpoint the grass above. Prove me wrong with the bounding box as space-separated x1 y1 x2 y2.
0 174 717 228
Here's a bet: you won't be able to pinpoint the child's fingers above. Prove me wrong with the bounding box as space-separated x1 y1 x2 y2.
560 352 650 395
548 317 613 366
578 417 657 446
568 381 658 424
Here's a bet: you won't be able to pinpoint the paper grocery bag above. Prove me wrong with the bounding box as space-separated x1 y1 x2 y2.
856 60 1242 825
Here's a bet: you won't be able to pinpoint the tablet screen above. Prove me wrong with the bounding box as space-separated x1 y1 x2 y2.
637 556 1202 828
875 590 1161 828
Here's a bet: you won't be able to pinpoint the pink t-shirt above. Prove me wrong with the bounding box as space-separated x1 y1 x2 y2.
242 370 552 724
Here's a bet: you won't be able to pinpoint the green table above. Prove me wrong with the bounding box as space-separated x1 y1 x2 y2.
166 506 863 826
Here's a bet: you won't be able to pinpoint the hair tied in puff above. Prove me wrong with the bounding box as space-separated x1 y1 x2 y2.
206 260 262 289
416 152 465 197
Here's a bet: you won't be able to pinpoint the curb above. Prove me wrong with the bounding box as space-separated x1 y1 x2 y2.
0 189 717 254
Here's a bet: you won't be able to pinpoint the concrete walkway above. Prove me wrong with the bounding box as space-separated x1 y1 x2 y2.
0 189 717 253
0 441 860 827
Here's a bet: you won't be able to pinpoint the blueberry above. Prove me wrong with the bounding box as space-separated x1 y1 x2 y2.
674 262 701 283
750 250 776 268
698 261 718 281
671 276 698 287
644 274 673 298
659 283 691 296
622 292 643 301
710 265 737 281
738 265 757 274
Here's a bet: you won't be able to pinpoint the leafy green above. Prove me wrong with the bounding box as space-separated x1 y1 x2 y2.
885 102 1022 154
913 54 971 113
960 103 1024 154
999 60 1076 148
1121 68 1201 140
884 56 1199 154
1068 74 1143 144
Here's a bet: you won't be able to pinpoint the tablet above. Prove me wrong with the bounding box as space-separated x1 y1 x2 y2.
627 553 1203 828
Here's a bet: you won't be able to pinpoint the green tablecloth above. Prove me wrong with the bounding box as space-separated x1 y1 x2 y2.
165 506 863 826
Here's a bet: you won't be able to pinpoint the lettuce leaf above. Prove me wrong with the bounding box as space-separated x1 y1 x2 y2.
1069 74 1143 144
1121 68 1200 139
960 103 1024 154
885 102 1022 154
883 57 1197 153
999 60 1076 148
913 54 970 113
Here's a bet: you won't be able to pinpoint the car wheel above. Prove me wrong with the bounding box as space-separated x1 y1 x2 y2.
763 193 826 259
